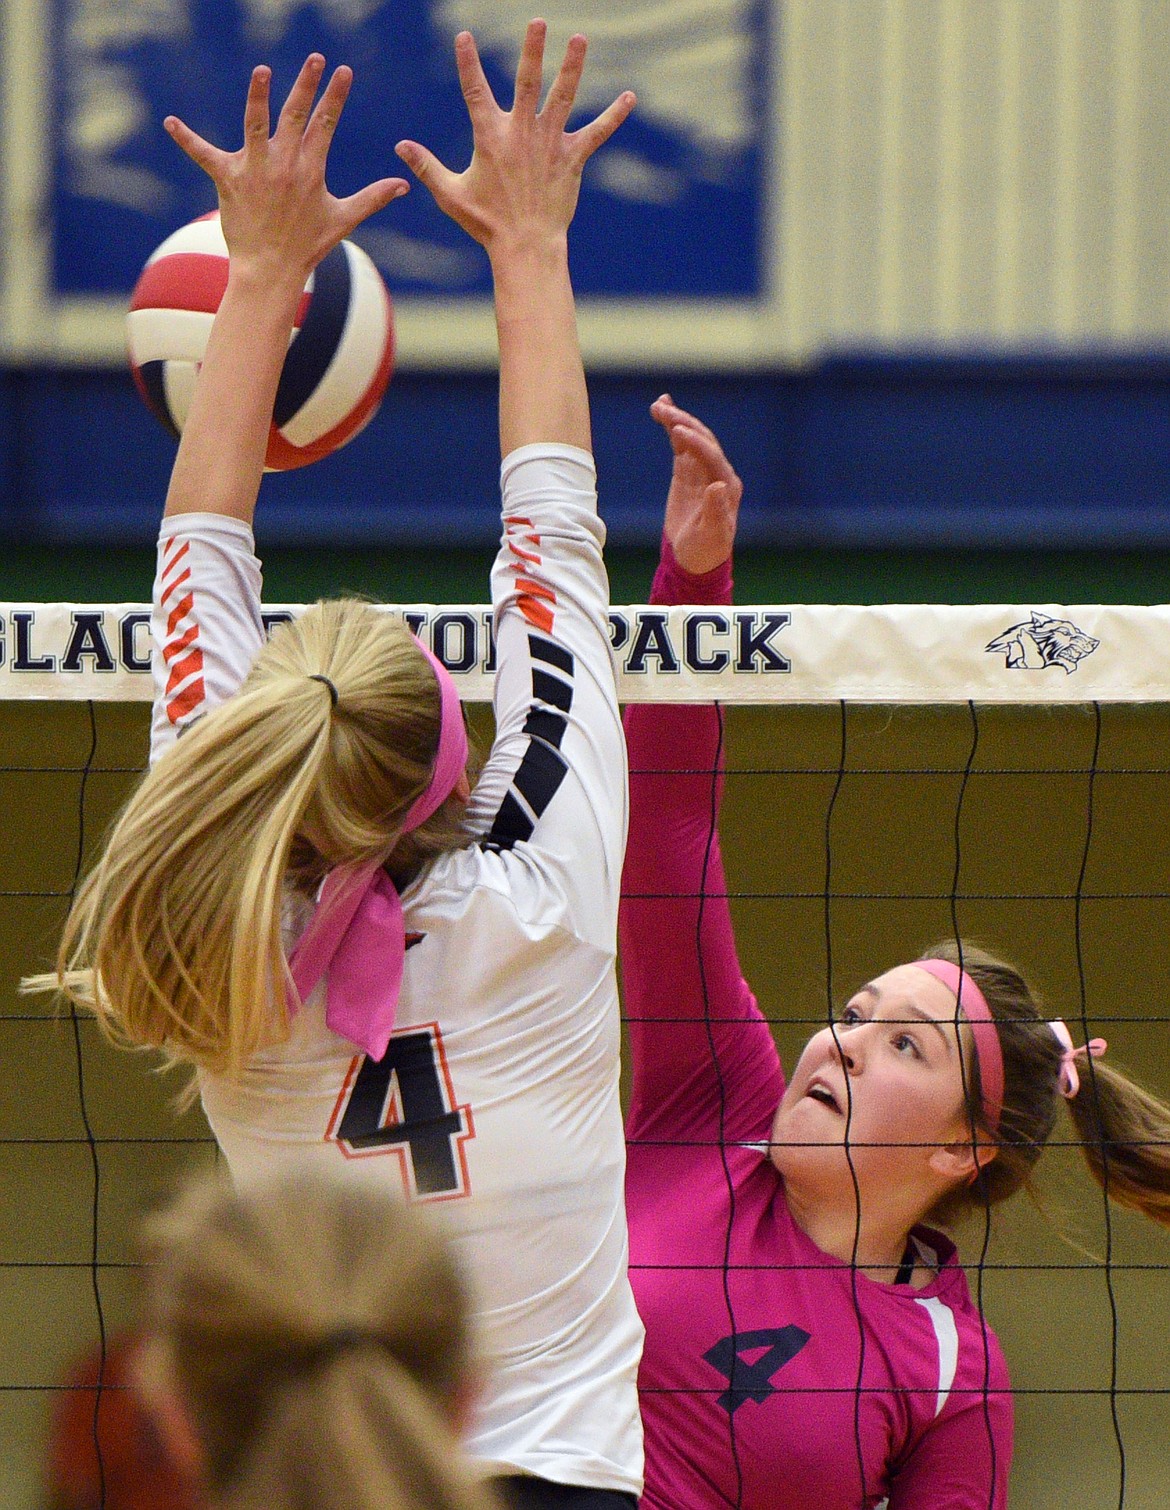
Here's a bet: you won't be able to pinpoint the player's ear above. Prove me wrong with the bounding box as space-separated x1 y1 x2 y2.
929 1140 997 1185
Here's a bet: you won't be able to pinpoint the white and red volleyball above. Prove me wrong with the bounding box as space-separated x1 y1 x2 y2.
126 211 394 470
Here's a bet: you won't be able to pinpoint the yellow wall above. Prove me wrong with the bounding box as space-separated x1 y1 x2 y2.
778 0 1170 353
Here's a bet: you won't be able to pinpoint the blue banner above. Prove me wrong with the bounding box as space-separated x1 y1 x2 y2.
52 0 769 302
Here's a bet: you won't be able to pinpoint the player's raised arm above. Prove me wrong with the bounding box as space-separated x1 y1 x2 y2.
398 23 636 947
143 57 407 760
162 56 407 522
620 399 780 1143
396 22 633 456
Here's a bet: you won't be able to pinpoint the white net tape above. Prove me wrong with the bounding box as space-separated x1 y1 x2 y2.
0 601 1165 703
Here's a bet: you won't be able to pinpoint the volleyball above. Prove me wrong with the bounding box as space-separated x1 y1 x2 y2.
126 211 395 470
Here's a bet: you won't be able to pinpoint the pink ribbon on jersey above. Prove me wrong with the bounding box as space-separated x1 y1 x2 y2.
912 958 1005 1134
286 641 468 1062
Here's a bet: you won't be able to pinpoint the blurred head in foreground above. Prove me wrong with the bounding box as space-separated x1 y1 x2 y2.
136 1171 496 1510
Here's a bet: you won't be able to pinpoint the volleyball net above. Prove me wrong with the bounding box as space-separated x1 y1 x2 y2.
1 600 1168 1509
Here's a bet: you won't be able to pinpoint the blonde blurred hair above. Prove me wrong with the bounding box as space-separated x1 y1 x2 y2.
137 1171 497 1510
25 600 470 1075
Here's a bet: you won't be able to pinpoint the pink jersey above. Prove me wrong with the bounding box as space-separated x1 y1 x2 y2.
621 545 1012 1510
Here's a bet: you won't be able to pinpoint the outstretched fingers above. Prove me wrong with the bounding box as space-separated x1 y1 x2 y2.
335 176 411 238
653 395 727 456
275 52 326 141
541 33 587 132
242 65 272 147
675 424 744 498
395 139 459 200
302 61 357 160
454 30 498 129
512 17 548 118
670 421 725 470
569 88 636 165
163 114 229 180
654 395 745 532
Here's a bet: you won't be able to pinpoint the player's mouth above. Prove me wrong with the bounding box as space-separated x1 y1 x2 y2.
805 1078 843 1113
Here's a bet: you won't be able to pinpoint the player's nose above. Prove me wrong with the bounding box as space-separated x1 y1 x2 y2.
832 1028 867 1076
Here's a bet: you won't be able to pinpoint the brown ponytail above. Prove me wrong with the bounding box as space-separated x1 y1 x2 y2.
1064 1060 1170 1225
920 940 1170 1229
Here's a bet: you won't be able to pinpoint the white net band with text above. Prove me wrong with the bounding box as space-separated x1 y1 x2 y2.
0 601 1162 703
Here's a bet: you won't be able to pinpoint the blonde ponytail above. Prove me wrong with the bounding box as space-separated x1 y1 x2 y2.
216 1351 493 1510
138 1173 497 1510
24 600 470 1075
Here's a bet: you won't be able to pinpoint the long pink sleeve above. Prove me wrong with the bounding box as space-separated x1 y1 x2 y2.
621 541 783 1146
624 544 1013 1510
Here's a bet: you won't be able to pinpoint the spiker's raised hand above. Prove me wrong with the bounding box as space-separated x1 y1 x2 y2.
651 395 744 576
396 20 635 255
164 54 408 281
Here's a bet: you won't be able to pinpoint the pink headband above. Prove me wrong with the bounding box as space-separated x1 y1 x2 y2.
287 640 468 1061
402 641 469 832
912 959 1005 1134
1047 1019 1107 1099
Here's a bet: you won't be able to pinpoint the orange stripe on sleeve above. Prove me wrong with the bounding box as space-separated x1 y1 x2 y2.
167 678 206 724
519 597 554 633
160 568 193 609
165 647 204 695
167 592 195 636
161 539 190 580
514 577 556 604
163 623 200 661
161 564 192 601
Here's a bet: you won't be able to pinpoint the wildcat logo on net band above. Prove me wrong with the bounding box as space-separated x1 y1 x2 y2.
985 612 1100 674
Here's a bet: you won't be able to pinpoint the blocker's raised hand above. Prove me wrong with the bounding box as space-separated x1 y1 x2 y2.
396 20 634 255
164 55 408 281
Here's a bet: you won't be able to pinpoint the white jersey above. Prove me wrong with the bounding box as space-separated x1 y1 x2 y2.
149 445 644 1493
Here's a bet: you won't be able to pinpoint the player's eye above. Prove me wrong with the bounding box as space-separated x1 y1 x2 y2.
892 1032 921 1059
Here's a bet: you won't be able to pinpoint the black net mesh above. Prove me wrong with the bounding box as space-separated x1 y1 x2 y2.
1 697 1167 1507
